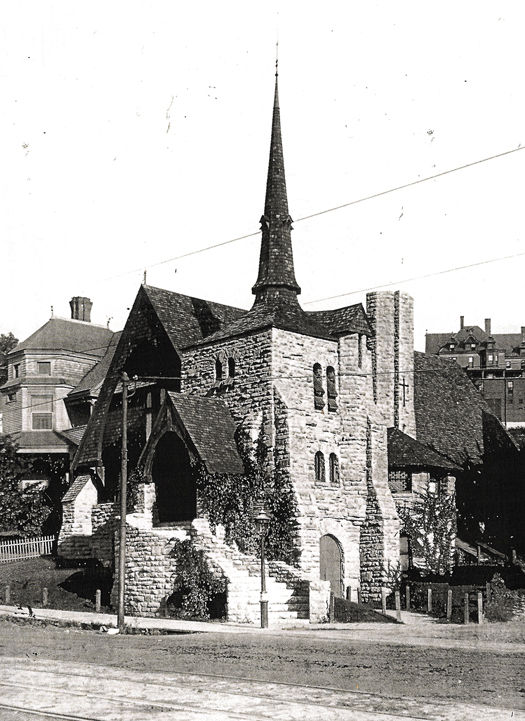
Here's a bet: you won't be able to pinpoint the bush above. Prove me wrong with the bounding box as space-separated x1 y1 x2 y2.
484 573 522 622
168 539 226 620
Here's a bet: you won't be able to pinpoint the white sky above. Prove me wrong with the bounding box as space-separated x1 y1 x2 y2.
2 1 525 350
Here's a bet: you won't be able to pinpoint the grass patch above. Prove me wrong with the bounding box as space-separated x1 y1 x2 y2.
0 556 113 612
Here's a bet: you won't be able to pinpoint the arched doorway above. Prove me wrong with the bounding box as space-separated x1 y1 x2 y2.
320 534 343 597
152 431 196 523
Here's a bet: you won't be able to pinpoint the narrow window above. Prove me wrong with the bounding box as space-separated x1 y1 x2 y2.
313 363 325 410
215 358 223 381
358 335 363 368
326 366 338 412
228 357 235 378
314 451 325 482
329 453 339 484
31 394 53 430
37 361 51 375
14 364 20 378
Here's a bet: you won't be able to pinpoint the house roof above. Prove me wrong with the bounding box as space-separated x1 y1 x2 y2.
426 328 524 356
387 427 459 470
13 431 73 452
57 425 88 446
167 392 244 474
68 332 123 398
413 352 516 466
13 317 114 357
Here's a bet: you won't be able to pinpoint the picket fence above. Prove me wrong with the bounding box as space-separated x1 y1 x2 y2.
0 535 55 563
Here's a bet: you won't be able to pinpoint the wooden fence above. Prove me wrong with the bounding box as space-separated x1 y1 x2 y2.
0 535 55 564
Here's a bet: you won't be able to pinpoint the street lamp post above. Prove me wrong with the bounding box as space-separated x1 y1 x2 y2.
254 508 271 629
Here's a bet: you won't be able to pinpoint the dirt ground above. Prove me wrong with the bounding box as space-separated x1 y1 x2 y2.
0 618 523 712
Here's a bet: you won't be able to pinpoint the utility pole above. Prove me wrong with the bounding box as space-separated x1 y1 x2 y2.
117 372 129 633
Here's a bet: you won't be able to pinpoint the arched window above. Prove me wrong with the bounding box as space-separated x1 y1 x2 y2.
314 451 325 482
215 358 223 381
228 357 235 378
326 366 338 412
313 363 325 410
329 453 339 484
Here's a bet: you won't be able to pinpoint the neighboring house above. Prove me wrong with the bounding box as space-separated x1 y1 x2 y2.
426 317 525 427
57 73 523 625
0 297 115 531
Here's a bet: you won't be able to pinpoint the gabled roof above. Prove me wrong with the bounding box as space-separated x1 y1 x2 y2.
167 392 244 474
68 332 123 398
73 285 247 467
414 352 516 466
13 317 114 357
143 285 246 351
57 425 88 446
62 474 93 503
307 304 372 337
387 427 459 470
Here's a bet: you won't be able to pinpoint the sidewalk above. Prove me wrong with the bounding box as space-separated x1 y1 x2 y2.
1 603 524 654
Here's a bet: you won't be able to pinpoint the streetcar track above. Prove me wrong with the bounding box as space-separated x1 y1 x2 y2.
0 701 100 721
0 670 443 721
4 656 443 713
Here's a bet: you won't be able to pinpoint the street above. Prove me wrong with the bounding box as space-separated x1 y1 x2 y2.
0 619 523 720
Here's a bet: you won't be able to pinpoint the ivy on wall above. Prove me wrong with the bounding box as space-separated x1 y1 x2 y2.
196 419 300 565
168 538 226 619
398 485 457 575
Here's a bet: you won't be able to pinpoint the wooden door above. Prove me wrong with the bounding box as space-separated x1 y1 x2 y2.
320 534 343 597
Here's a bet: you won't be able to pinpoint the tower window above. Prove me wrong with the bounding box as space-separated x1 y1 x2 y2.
314 451 325 482
313 363 325 410
37 362 51 375
228 357 235 378
215 358 223 381
14 364 20 378
329 453 339 484
326 366 338 412
31 394 53 430
358 335 363 368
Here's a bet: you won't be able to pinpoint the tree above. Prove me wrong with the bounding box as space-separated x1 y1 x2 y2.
0 434 51 536
0 332 18 385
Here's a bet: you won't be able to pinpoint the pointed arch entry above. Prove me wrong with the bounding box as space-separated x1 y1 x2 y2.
151 431 196 523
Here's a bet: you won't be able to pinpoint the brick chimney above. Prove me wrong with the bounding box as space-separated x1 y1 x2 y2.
484 318 491 336
460 315 464 330
69 296 93 322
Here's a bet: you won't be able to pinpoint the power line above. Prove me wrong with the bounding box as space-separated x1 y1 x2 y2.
303 249 525 305
106 143 524 281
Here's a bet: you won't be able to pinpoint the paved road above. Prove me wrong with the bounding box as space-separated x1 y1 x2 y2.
0 657 521 721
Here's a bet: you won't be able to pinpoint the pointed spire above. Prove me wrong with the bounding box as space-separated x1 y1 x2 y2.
252 69 301 302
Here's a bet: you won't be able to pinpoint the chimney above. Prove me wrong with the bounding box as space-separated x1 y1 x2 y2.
484 318 491 336
460 315 464 330
70 296 93 322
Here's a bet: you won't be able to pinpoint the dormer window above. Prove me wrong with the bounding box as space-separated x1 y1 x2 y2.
449 344 455 351
471 343 476 350
313 363 325 410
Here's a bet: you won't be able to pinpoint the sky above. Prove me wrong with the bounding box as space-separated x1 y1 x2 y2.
2 1 525 350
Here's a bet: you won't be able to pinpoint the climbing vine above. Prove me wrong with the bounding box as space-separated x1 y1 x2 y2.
168 538 226 619
398 483 456 575
196 419 300 565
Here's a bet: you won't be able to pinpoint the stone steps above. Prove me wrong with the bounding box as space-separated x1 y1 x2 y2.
190 519 310 624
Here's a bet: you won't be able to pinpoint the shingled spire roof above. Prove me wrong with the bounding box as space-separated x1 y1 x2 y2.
252 70 301 303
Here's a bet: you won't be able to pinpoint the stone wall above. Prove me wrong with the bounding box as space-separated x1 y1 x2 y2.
181 329 274 430
58 475 98 559
366 291 416 437
272 327 369 595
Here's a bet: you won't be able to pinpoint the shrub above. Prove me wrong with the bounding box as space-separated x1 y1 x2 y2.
168 539 226 620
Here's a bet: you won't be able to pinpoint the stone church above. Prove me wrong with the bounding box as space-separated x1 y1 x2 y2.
58 73 446 624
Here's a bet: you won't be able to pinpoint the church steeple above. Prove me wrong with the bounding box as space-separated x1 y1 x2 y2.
252 69 301 303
